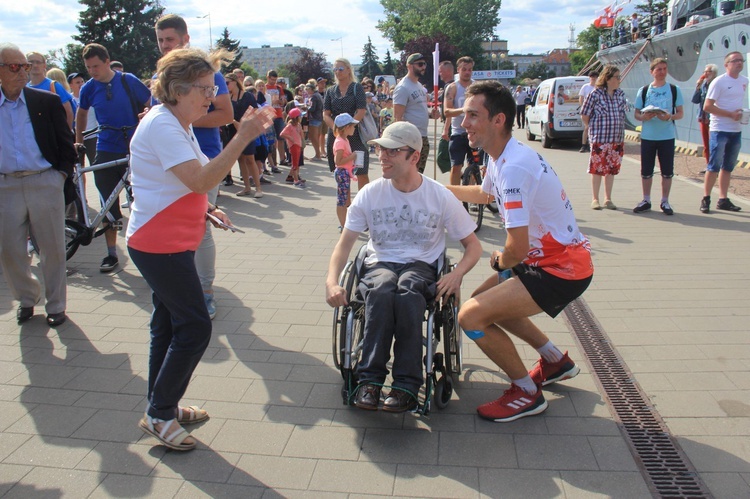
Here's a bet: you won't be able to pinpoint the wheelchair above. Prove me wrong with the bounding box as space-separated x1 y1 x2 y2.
331 244 462 415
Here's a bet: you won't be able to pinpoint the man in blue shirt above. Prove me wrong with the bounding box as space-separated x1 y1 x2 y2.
75 43 151 273
633 58 684 215
154 14 233 319
26 51 74 129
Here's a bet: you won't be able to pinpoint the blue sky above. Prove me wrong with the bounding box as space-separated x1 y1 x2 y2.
0 0 636 68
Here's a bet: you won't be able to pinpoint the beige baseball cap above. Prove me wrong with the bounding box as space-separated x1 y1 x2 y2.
368 121 422 151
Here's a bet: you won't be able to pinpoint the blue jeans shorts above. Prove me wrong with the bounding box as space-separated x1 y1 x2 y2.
707 131 741 173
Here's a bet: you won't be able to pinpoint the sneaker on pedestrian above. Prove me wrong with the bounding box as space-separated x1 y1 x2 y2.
476 384 547 422
660 201 674 215
222 175 234 186
700 195 710 213
259 176 272 185
293 181 306 188
579 144 590 153
204 293 216 320
633 200 651 213
285 175 295 183
271 167 282 174
100 255 119 273
716 198 742 212
529 351 580 386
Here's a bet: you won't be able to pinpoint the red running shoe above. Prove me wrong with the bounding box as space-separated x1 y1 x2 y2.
477 384 547 422
529 351 580 386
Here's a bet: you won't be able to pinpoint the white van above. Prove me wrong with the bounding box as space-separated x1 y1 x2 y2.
525 76 588 148
374 75 397 87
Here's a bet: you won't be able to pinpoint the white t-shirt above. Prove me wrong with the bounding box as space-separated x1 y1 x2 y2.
345 175 476 266
579 83 595 101
126 105 209 253
481 138 593 280
706 72 749 133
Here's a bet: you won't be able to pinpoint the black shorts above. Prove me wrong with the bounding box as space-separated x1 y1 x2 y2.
512 264 592 318
254 144 268 162
93 150 128 223
449 133 472 167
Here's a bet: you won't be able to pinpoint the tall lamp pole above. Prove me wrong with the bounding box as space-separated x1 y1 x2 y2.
331 37 343 57
198 13 212 49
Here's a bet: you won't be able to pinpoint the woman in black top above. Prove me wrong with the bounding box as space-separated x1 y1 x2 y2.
225 73 263 197
324 58 369 186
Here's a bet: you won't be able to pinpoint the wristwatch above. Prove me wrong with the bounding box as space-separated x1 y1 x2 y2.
491 254 505 272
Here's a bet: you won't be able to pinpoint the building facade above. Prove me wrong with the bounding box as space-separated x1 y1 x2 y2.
240 44 303 76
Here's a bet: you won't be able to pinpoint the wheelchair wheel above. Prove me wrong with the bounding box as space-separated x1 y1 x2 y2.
435 375 453 409
443 295 462 375
461 166 484 232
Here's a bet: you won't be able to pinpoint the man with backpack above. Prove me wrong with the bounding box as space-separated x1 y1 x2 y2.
632 58 684 216
75 43 151 272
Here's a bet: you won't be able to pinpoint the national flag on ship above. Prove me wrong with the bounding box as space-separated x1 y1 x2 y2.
593 0 630 28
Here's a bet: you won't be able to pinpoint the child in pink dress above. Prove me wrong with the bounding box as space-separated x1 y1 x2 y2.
280 108 305 187
332 113 359 230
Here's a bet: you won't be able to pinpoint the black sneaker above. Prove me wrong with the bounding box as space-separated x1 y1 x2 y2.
100 255 119 273
660 201 674 215
633 200 651 213
579 144 590 153
716 198 742 212
700 196 710 214
259 176 272 185
285 175 294 183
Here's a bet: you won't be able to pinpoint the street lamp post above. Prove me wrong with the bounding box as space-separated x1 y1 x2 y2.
331 37 343 58
198 13 212 50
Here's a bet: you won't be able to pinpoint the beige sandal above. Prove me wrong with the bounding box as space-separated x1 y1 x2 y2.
177 405 209 425
139 416 195 451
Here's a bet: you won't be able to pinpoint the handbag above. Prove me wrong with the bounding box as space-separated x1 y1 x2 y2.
437 138 451 173
358 111 379 143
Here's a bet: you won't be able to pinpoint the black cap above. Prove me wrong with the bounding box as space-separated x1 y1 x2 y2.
67 73 80 83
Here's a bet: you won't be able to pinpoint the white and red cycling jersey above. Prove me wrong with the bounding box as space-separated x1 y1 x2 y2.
481 137 593 280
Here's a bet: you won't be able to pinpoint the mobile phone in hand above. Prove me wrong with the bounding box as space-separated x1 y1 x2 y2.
206 212 245 233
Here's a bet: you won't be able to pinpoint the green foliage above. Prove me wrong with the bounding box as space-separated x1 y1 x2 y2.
520 61 556 81
215 27 244 72
382 49 395 76
400 34 458 87
577 24 606 53
570 50 595 75
240 62 259 83
73 0 164 78
48 44 87 76
358 37 382 80
635 0 669 17
377 0 501 63
286 47 330 86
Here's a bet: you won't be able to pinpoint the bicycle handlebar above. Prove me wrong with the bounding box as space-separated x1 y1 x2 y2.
82 124 137 140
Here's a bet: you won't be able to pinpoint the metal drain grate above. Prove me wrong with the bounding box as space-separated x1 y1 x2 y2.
563 298 713 498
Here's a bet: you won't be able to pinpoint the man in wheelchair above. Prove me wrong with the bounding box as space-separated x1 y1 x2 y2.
326 122 481 412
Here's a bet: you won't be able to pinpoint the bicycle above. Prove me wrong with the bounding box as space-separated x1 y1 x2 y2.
59 125 135 260
460 148 498 232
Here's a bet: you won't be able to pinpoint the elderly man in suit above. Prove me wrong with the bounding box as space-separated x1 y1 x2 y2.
0 43 77 327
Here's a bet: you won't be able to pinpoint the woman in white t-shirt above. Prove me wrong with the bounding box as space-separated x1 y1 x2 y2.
126 48 274 452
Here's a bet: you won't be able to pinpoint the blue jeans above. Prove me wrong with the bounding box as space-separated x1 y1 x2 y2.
707 131 741 173
357 261 437 393
128 247 212 420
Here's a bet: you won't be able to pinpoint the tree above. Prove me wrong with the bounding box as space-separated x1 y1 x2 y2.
400 34 458 88
382 49 395 76
215 28 244 72
48 44 87 76
571 23 608 74
358 37 382 80
635 0 669 29
521 61 556 81
286 47 330 86
240 62 259 83
73 0 164 78
377 0 500 63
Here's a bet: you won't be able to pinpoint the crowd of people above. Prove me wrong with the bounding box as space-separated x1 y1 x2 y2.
1 16 747 452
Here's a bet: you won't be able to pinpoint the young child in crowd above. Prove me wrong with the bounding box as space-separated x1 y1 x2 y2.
366 92 379 153
280 108 305 187
379 97 394 133
332 113 358 230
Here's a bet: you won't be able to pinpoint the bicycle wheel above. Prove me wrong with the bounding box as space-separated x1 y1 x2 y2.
64 220 87 260
461 167 484 232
